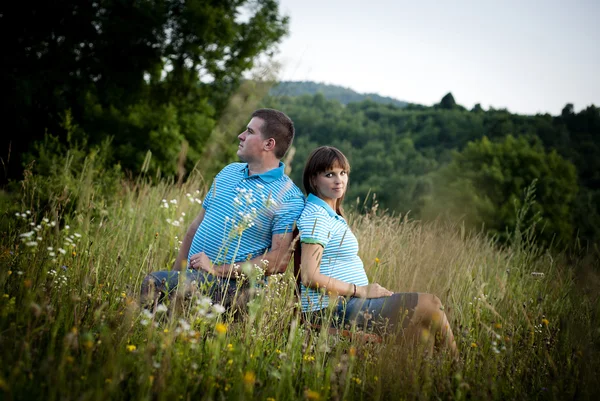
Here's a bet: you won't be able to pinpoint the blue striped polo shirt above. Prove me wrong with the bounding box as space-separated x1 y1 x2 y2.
298 194 369 312
189 162 305 266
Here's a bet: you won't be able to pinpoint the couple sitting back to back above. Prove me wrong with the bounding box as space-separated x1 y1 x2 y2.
141 108 457 355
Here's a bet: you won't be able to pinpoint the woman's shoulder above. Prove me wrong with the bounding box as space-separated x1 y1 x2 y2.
299 201 330 220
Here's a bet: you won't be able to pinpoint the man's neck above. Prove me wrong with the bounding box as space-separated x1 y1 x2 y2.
247 159 280 176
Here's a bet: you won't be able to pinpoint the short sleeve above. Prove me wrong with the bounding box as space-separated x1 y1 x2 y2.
272 193 305 235
298 207 332 248
202 180 215 211
202 165 229 211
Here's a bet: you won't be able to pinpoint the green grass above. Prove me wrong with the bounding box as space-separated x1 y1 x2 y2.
1 161 599 401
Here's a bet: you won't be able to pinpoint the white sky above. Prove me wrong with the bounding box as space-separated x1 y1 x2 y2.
274 0 600 115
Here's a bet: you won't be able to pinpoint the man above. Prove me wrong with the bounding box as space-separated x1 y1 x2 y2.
141 108 305 309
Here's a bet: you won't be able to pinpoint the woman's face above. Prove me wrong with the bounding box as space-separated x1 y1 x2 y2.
314 165 348 202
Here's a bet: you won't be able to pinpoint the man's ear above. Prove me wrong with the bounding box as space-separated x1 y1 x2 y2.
264 138 276 152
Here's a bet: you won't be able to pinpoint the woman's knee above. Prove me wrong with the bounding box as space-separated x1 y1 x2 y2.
415 293 445 326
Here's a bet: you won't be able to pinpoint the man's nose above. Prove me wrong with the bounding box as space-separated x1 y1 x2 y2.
238 132 245 140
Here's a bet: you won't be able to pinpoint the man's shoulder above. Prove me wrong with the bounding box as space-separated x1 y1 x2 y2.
219 163 245 175
281 175 304 195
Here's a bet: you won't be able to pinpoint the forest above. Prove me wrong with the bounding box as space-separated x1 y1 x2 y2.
2 1 599 250
2 2 600 400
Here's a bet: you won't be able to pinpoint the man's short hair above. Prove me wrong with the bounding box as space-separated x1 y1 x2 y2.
251 108 295 159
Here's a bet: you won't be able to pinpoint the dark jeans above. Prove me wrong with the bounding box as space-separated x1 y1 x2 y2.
140 269 243 308
305 292 419 335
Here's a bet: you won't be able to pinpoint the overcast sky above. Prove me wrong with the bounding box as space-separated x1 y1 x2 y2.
274 0 600 115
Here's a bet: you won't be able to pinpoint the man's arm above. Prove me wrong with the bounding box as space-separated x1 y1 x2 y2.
173 208 206 271
191 231 296 277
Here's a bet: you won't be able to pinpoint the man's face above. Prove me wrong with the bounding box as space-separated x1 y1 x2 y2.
237 117 268 163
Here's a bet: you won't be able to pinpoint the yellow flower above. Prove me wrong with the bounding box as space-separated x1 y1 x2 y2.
227 343 234 351
126 344 137 352
375 257 380 263
305 389 321 400
163 329 169 334
121 292 127 298
470 342 478 348
352 377 362 384
348 346 356 357
494 323 502 329
72 251 76 257
542 318 549 326
303 354 316 362
215 323 227 334
243 371 256 385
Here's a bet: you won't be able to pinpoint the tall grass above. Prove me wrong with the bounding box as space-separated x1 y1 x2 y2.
1 155 599 400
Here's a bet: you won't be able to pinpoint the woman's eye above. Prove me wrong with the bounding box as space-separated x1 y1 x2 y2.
341 171 347 176
325 173 332 178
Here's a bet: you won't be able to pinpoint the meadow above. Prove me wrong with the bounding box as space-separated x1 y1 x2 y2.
1 154 599 401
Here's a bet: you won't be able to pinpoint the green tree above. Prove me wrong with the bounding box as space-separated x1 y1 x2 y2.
1 0 288 181
423 135 579 246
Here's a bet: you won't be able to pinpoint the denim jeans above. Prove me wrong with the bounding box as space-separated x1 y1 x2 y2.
306 292 419 335
140 269 242 308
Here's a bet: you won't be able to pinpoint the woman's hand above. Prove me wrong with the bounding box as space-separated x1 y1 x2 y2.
356 283 393 298
189 252 214 274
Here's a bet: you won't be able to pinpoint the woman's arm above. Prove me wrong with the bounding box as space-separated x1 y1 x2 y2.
300 243 393 298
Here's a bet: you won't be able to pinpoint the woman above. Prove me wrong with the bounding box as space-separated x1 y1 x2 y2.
298 146 457 355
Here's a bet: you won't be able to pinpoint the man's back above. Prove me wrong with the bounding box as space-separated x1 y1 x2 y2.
189 162 304 266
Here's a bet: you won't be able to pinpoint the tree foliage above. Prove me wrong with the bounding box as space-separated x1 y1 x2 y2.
423 136 579 245
262 89 600 247
1 0 288 180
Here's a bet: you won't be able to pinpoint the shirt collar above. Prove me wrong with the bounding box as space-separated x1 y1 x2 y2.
241 162 285 183
306 193 338 218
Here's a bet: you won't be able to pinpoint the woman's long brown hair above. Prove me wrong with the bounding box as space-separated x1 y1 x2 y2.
302 146 351 218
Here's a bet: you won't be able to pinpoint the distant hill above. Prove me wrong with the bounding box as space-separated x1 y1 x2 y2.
269 81 409 107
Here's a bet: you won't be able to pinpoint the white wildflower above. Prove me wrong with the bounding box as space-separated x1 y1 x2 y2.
19 231 35 239
26 241 38 247
213 304 226 314
58 248 66 255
